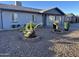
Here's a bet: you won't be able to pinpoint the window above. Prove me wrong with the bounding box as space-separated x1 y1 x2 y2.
32 15 36 22
49 16 55 21
12 13 18 23
55 16 61 22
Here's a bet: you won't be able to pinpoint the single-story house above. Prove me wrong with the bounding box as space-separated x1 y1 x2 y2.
0 2 65 30
66 13 79 23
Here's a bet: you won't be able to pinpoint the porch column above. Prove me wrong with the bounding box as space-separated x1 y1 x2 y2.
60 16 62 25
55 16 56 21
0 10 3 29
42 14 47 27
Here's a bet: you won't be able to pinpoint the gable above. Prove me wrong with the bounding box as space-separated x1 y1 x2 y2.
43 8 65 15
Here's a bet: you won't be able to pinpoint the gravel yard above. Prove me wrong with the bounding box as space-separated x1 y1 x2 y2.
0 29 54 57
0 23 79 57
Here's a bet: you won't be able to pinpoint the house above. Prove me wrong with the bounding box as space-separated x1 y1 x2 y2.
76 16 79 23
0 2 65 30
66 13 79 23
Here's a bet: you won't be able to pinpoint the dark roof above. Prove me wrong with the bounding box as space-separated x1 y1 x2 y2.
41 7 65 15
66 13 75 16
55 7 65 15
0 4 65 15
0 4 42 13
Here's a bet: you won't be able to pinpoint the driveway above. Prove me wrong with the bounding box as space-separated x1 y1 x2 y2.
70 23 79 31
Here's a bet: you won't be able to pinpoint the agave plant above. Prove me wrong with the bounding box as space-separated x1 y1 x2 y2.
22 22 39 38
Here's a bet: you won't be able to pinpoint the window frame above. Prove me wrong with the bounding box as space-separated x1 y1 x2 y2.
12 12 18 23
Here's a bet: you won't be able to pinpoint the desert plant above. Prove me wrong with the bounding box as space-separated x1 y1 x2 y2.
21 22 38 38
25 22 36 31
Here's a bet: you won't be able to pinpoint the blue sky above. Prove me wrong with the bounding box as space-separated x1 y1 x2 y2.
0 1 79 15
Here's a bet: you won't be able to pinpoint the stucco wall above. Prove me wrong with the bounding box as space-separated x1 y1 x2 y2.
2 11 12 29
33 14 43 25
2 11 43 30
17 12 43 27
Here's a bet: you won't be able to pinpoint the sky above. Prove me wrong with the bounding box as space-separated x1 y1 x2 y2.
0 1 79 15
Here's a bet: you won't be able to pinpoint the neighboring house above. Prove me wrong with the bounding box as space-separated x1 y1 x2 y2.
66 13 79 23
76 16 79 23
0 2 65 30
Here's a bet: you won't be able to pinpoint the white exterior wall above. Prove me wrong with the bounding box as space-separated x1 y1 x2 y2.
2 11 12 30
17 12 43 27
2 11 43 30
17 12 33 27
33 14 43 25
